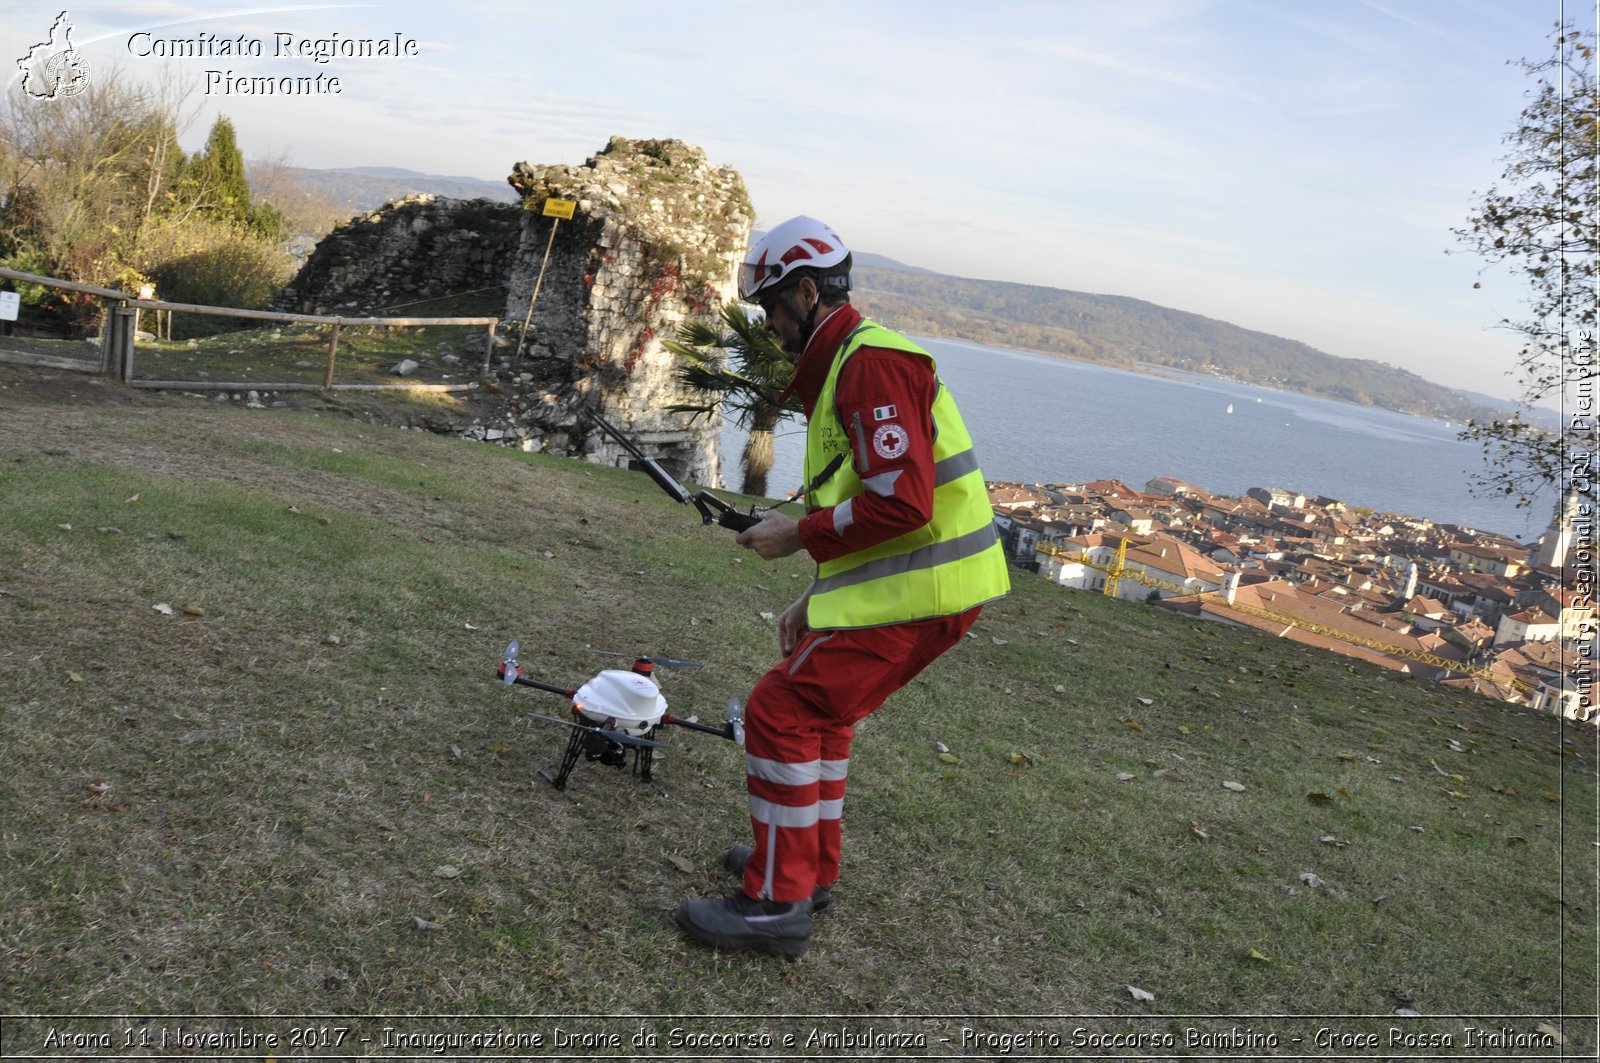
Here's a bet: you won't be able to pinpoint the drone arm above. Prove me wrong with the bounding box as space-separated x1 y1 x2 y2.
509 675 578 697
661 713 742 742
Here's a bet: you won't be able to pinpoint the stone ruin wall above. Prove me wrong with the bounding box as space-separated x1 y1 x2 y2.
274 195 521 316
504 137 752 485
276 137 752 488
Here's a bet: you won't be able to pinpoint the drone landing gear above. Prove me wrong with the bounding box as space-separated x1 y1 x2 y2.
538 724 661 791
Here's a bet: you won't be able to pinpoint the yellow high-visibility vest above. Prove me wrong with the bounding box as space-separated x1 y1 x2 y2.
804 320 1010 629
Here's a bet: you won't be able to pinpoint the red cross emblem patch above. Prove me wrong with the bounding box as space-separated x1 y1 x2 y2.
872 422 909 460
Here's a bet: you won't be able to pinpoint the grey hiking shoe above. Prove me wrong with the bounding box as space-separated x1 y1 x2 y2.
723 845 833 914
673 893 812 957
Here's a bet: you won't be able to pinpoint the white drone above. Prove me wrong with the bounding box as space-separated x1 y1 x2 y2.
497 641 743 790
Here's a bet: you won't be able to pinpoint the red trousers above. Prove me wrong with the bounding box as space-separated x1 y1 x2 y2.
741 606 982 903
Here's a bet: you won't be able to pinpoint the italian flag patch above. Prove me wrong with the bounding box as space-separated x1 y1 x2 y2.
872 404 897 421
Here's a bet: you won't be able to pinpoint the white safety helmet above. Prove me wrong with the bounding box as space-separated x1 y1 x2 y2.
738 215 852 302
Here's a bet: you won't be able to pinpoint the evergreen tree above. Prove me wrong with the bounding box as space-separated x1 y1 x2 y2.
189 115 253 223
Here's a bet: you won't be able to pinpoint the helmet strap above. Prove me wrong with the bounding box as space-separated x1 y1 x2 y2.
797 292 821 347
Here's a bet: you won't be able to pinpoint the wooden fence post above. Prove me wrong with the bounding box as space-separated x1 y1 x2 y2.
482 320 497 376
112 303 137 382
324 322 341 390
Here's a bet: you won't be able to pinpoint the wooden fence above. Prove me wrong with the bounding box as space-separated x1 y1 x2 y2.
0 267 500 392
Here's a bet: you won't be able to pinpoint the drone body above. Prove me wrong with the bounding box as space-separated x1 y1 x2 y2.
496 641 742 791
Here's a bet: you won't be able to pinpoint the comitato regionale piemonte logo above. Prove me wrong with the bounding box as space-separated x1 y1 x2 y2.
16 11 91 101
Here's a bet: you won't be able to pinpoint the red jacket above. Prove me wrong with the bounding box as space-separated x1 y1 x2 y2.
781 304 938 566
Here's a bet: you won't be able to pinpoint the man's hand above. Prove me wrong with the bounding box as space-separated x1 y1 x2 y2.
734 510 803 560
777 592 811 656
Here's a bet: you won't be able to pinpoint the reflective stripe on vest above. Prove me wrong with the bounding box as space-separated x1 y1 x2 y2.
804 321 1010 629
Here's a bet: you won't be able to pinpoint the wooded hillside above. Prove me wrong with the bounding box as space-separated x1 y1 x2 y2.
852 265 1499 422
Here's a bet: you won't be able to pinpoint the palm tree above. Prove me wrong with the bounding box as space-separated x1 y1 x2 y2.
666 303 800 498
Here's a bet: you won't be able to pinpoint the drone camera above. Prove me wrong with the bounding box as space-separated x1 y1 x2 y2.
583 731 629 767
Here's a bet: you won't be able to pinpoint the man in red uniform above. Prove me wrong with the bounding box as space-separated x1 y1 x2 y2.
674 217 1009 957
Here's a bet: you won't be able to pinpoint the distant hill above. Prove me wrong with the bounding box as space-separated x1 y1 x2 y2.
851 265 1506 423
273 164 519 214
278 174 1505 422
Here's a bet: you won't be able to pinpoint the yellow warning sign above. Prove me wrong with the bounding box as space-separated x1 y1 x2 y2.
542 197 577 220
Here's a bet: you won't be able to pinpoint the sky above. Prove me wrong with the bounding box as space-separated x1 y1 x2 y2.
3 1 1587 403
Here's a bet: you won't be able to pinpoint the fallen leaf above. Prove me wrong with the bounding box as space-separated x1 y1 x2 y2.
1137 697 1154 706
1299 872 1325 889
1222 781 1246 792
485 742 509 754
937 752 959 765
1188 822 1210 841
1408 824 1425 832
1248 948 1273 962
1127 985 1154 1002
1115 772 1138 783
412 916 444 931
1008 752 1033 766
433 865 461 879
1123 719 1144 733
1335 787 1352 799
1536 1023 1566 1045
125 494 141 504
1335 752 1357 761
1178 725 1192 735
152 603 175 616
991 636 1008 645
182 604 204 616
933 741 950 754
667 854 695 873
67 671 83 683
317 516 333 526
86 779 111 794
463 622 479 631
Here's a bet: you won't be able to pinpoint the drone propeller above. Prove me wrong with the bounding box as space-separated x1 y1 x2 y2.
593 650 703 669
501 640 520 686
527 711 665 749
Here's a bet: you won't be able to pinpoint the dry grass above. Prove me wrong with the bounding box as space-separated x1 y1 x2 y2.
0 365 1594 1057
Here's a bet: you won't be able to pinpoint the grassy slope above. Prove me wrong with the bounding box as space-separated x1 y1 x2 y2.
0 372 1593 1051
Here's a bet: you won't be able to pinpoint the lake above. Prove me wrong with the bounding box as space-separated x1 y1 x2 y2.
719 336 1545 541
